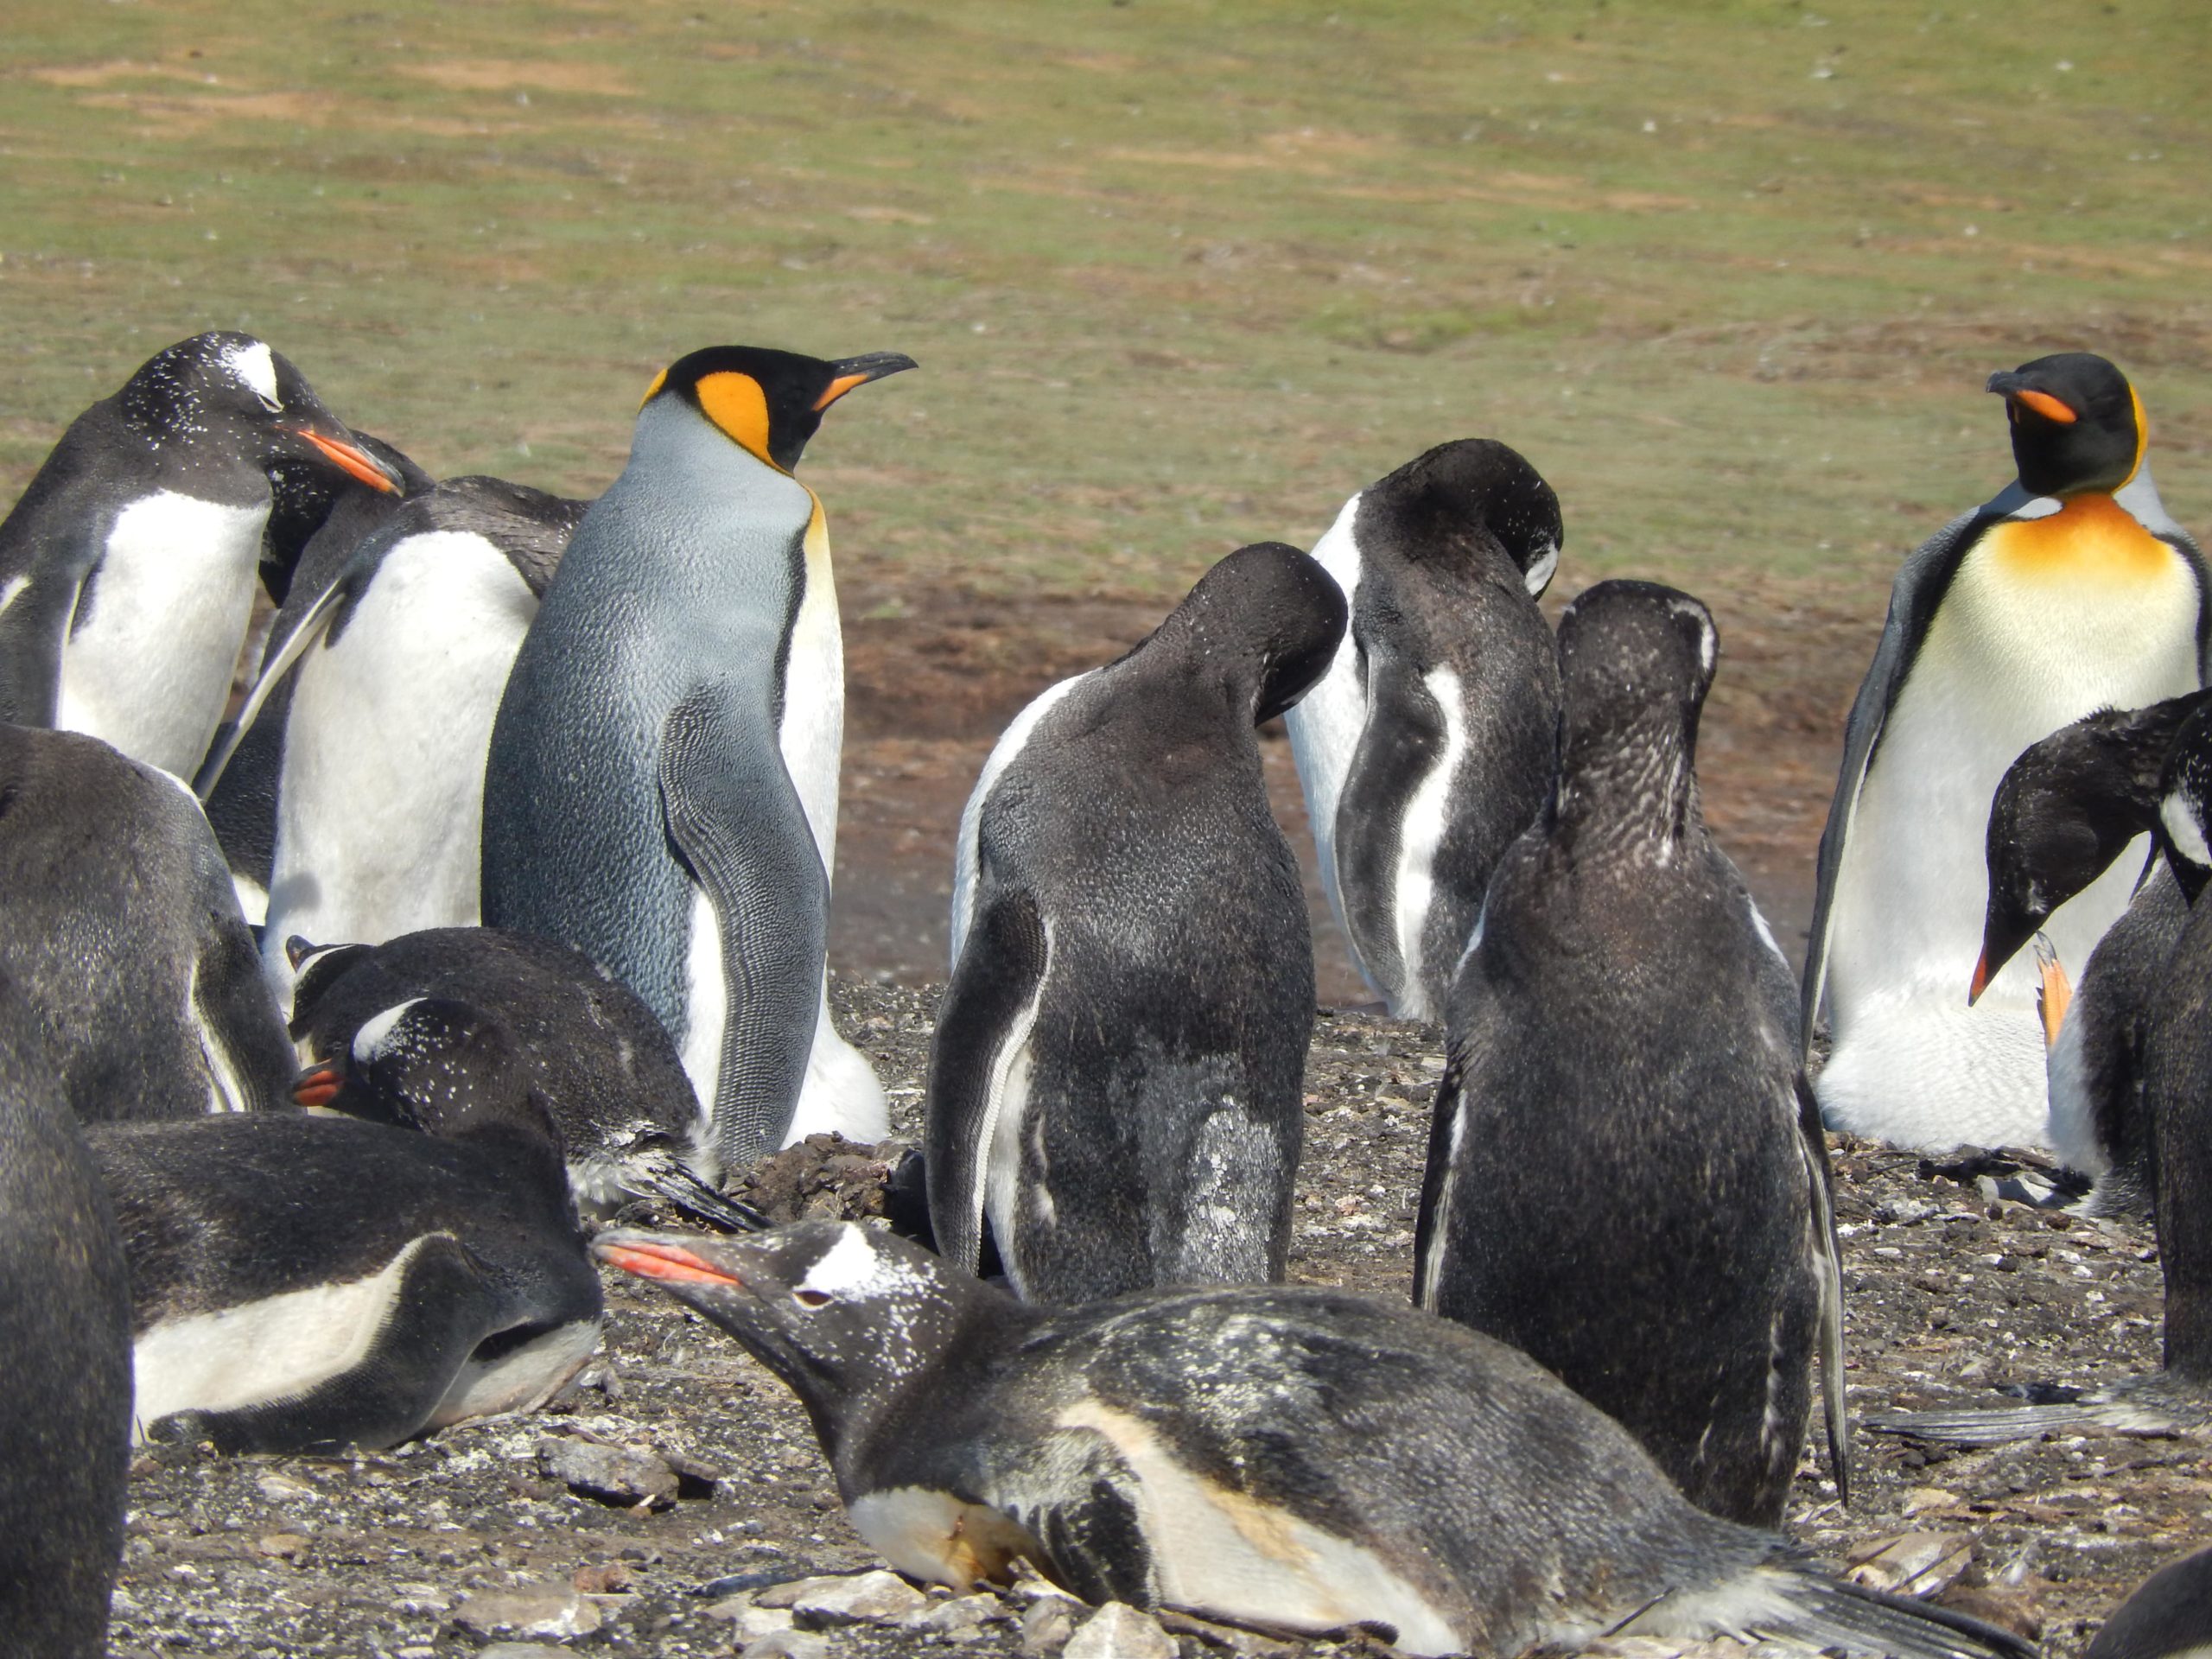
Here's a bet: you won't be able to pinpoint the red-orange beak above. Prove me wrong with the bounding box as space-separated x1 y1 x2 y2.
598 1239 745 1287
1967 950 1993 1006
293 1061 344 1108
291 428 402 493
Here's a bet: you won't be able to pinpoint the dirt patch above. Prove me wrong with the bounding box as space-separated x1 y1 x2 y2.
401 60 640 97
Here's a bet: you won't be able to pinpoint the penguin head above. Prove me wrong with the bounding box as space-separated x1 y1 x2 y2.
2158 703 2212 905
292 996 562 1149
1145 543 1348 724
596 1223 1004 1430
638 346 917 474
1973 691 2209 1000
1555 579 1716 753
1986 353 2145 498
1358 438 1564 598
282 935 373 1037
117 332 406 496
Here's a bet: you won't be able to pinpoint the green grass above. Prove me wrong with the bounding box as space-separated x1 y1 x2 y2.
3 0 2208 611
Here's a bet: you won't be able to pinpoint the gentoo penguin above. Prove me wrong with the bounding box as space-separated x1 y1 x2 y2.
929 543 1344 1302
601 1223 2026 1659
1284 440 1563 1020
1805 352 2209 1151
258 429 433 607
0 332 403 777
1414 581 1843 1529
284 927 762 1230
0 723 292 1118
88 999 602 1453
194 476 586 982
1974 692 2210 1213
2085 1547 2212 1659
483 345 912 1167
0 969 132 1656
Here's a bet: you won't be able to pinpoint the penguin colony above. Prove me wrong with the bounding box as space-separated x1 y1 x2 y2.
0 330 2202 1656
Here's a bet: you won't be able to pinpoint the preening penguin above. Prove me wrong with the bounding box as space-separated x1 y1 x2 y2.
1806 353 2209 1152
88 999 602 1454
1414 581 1842 1529
0 724 292 1119
0 969 132 1657
1285 439 1562 1020
0 332 403 777
928 543 1344 1302
602 1223 2026 1659
483 345 912 1169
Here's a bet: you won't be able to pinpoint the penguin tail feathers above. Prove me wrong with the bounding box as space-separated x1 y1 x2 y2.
1861 1398 2177 1446
1750 1569 2036 1659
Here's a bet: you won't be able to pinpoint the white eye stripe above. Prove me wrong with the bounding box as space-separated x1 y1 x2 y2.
219 339 281 411
352 998 427 1064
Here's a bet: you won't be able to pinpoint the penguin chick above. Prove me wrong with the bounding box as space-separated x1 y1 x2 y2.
1806 353 2208 1154
929 542 1345 1302
1415 580 1841 1528
0 332 404 777
601 1222 2024 1659
483 345 914 1170
1286 438 1563 1020
285 927 763 1231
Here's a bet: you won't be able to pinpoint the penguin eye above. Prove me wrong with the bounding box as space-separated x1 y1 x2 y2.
791 1287 833 1309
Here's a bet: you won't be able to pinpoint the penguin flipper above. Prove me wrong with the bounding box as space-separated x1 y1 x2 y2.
658 682 828 1172
1410 1042 1465 1309
193 569 349 797
1794 1071 1851 1503
925 887 1049 1278
1802 502 2005 1050
1333 647 1448 1010
0 558 86 728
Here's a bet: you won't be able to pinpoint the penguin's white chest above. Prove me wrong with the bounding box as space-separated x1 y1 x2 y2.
264 532 537 983
59 490 267 776
1821 512 2201 1147
778 508 844 874
1283 494 1366 942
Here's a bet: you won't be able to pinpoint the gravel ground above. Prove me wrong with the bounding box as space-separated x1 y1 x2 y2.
109 980 2208 1659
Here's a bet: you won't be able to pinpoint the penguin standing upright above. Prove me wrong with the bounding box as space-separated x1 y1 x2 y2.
1806 353 2209 1151
482 346 912 1169
1285 440 1563 1020
0 969 132 1656
0 332 402 777
0 724 292 1119
928 543 1344 1302
1415 581 1843 1529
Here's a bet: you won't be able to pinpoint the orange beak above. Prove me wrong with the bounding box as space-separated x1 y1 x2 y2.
811 372 870 412
1967 950 1993 1006
292 1060 344 1108
598 1240 744 1287
2012 388 2077 425
2034 934 2072 1049
292 429 402 493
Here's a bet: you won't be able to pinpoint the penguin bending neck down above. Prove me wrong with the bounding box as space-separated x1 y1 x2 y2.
483 345 914 1170
1807 352 2209 1152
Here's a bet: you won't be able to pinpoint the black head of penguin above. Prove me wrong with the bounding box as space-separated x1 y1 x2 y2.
117 332 405 500
1974 690 2212 997
1986 352 2145 499
1123 542 1348 724
595 1223 1003 1453
1357 438 1564 598
1553 579 1716 817
641 345 917 475
261 430 433 605
297 996 565 1153
2156 702 2212 906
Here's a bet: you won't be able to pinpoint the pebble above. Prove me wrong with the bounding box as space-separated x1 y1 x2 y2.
536 1435 680 1510
1063 1602 1175 1659
741 1633 830 1659
905 1593 1001 1641
761 1568 933 1626
1020 1597 1077 1655
451 1585 604 1640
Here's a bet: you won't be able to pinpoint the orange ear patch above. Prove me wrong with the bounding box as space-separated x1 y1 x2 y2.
2012 388 2077 424
695 371 775 467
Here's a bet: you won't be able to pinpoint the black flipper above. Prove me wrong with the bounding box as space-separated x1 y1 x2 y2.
925 888 1049 1276
658 682 827 1171
1333 647 1448 1008
1794 1071 1851 1503
193 575 348 798
1410 1046 1463 1309
632 1144 771 1233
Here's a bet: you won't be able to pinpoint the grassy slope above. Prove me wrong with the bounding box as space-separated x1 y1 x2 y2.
2 0 2207 617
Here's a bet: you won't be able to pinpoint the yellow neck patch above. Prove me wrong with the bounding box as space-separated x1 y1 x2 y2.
1985 493 2172 583
694 371 778 469
639 366 669 411
2126 383 2149 486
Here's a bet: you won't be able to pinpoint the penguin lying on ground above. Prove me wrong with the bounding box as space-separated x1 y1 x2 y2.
1868 700 2212 1446
484 345 912 1168
929 542 1344 1301
2084 1545 2212 1659
601 1222 2027 1659
1285 440 1562 1021
90 997 601 1453
0 968 132 1657
0 332 403 778
284 927 761 1230
1414 581 1843 1528
1806 352 2209 1152
0 723 292 1119
1974 691 2212 1215
194 476 586 982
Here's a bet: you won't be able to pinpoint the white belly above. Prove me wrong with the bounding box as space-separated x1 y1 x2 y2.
59 491 268 776
779 511 844 876
1821 531 2201 1148
263 532 535 990
1387 664 1467 1022
1282 493 1366 946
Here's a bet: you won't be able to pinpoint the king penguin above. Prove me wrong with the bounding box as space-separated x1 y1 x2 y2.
1805 353 2209 1151
1414 581 1843 1529
0 723 293 1119
601 1222 2026 1659
482 345 912 1169
928 543 1345 1302
0 332 403 778
1284 439 1563 1020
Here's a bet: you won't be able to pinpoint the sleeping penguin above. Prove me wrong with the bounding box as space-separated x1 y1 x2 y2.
1806 353 2209 1152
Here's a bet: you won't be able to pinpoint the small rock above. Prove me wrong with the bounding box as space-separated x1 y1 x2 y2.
573 1561 632 1595
656 1440 722 1497
1901 1486 1958 1516
741 1633 830 1659
791 1568 932 1627
906 1593 1001 1641
480 1648 570 1659
256 1533 310 1560
1064 1602 1175 1659
1844 1530 1974 1598
453 1585 604 1640
537 1436 679 1510
1020 1598 1077 1655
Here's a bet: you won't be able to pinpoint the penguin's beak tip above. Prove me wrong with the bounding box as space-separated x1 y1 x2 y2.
292 427 404 493
594 1235 747 1288
1967 951 1992 1006
292 1062 343 1109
